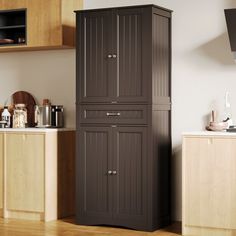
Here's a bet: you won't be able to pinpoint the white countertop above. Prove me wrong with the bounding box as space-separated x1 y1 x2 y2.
0 128 75 133
183 131 236 137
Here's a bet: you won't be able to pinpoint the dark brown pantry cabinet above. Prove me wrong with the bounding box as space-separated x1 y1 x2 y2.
75 4 172 232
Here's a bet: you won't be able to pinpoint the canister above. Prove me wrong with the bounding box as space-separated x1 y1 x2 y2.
13 104 27 128
51 105 64 128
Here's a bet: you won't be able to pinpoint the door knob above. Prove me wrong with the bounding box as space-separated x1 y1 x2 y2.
107 54 112 58
108 170 113 175
112 54 117 58
112 171 117 175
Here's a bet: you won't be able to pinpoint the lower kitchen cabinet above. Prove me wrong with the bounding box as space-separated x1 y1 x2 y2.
5 133 44 218
0 129 75 221
182 133 236 236
0 133 3 216
77 126 151 230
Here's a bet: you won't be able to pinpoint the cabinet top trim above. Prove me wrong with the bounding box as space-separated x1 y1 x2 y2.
0 128 75 133
74 4 172 14
183 131 236 137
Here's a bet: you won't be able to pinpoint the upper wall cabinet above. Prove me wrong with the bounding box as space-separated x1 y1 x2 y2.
0 0 83 52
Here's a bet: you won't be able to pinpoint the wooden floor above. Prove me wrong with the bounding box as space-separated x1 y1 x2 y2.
0 218 181 236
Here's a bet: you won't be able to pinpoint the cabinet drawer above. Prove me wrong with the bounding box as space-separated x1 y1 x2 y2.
79 105 148 124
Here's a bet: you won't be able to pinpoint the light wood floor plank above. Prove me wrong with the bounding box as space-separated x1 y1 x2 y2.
0 218 181 236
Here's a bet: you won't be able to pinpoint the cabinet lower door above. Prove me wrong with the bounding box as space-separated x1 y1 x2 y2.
5 133 44 215
112 127 148 229
0 133 3 215
77 127 113 223
184 137 236 230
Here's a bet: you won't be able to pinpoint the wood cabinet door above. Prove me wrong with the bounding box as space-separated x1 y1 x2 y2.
5 133 44 213
183 137 236 230
112 8 151 103
0 133 3 213
76 11 113 103
112 127 148 228
77 127 113 223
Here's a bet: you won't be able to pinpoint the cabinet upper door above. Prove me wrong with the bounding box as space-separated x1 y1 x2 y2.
77 127 113 222
112 127 148 229
112 8 151 103
76 11 113 103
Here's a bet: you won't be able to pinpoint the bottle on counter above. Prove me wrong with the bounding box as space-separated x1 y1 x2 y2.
13 104 27 128
34 98 52 128
223 91 233 128
1 106 11 128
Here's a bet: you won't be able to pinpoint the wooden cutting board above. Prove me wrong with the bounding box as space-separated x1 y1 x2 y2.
12 91 36 127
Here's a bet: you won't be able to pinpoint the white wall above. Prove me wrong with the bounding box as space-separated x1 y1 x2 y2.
0 49 76 127
1 0 236 221
83 0 236 221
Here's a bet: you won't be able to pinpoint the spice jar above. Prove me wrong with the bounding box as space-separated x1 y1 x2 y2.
13 104 27 128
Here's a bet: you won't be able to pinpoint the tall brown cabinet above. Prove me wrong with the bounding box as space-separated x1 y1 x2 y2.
75 5 172 232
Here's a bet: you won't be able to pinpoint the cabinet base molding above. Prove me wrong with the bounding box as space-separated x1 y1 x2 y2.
5 210 44 221
183 225 236 236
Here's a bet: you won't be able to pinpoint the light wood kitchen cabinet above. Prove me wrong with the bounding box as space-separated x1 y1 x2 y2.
0 133 3 216
0 129 75 222
5 133 44 216
0 0 83 52
183 133 236 236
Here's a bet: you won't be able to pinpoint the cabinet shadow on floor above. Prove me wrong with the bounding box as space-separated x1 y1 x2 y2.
162 221 181 234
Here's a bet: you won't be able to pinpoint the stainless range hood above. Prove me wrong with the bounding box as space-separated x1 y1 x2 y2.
225 9 236 59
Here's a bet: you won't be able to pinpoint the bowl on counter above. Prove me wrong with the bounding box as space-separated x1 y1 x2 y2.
206 121 228 131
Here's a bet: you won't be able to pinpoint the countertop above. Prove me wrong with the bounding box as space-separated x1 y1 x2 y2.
0 128 75 133
183 131 236 137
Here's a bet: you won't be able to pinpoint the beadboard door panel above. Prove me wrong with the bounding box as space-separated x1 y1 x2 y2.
112 127 148 229
113 8 151 103
76 127 113 223
76 11 113 103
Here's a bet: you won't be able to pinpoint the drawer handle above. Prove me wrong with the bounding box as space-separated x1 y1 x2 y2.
106 112 121 117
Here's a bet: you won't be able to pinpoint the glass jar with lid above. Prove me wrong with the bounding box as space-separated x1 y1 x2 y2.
13 104 27 128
